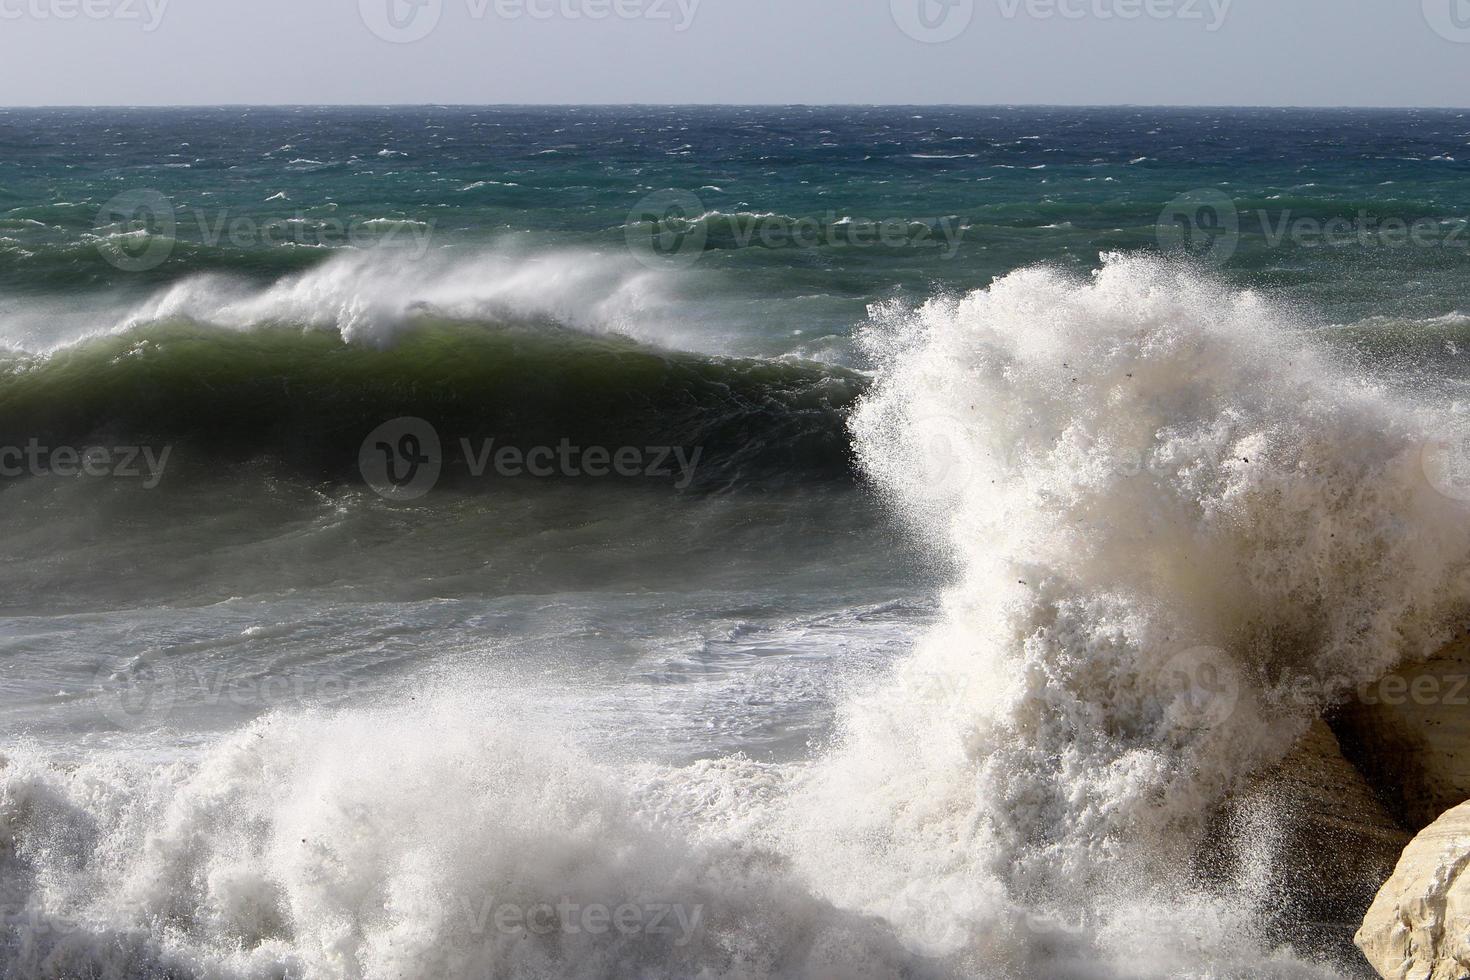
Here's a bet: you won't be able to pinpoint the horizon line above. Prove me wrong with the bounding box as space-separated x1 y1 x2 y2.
2 102 1468 111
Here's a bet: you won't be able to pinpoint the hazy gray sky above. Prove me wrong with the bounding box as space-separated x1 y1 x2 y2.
1 0 1467 106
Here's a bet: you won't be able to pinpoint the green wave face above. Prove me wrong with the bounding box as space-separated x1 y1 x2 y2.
0 318 865 491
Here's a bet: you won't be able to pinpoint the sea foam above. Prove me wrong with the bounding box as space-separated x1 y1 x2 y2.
110 244 693 351
6 254 1469 979
785 252 1470 971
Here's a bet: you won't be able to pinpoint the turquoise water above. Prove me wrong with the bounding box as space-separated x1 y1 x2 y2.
6 106 1470 345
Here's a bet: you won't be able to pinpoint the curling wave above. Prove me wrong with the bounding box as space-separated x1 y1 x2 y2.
0 315 862 491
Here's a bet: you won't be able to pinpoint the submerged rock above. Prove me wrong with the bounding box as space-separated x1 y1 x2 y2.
1356 800 1470 980
1333 635 1470 833
1201 720 1411 972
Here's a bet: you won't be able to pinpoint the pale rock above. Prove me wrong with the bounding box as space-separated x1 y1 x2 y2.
1356 800 1470 980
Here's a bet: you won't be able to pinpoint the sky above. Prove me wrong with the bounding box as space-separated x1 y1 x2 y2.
0 0 1468 106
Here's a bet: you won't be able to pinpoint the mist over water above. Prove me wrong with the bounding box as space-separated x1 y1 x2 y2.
5 107 1470 979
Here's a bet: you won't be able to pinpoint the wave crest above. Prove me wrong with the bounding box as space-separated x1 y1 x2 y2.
782 252 1470 969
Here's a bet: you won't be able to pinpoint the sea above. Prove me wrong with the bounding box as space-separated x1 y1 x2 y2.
3 105 1470 979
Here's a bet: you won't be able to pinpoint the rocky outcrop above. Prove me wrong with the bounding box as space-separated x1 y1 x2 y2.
1202 720 1411 969
1200 634 1470 978
1333 635 1470 832
1356 800 1470 980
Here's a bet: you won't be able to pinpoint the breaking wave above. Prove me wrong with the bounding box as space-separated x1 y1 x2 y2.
6 254 1470 978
